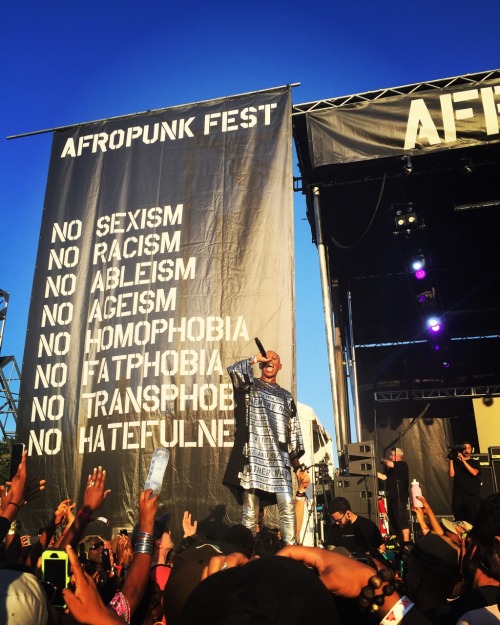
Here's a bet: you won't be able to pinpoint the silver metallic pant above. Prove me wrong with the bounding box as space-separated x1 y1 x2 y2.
241 489 297 545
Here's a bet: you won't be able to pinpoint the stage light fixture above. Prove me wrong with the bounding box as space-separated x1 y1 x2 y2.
393 203 420 234
411 258 424 271
415 269 426 280
411 253 426 279
406 208 418 225
417 289 435 305
426 316 442 333
401 155 413 175
395 211 406 228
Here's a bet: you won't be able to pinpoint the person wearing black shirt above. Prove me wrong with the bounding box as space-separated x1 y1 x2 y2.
448 441 481 524
378 447 410 543
325 496 384 555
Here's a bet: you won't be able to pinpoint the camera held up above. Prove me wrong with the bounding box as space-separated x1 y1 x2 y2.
447 444 466 460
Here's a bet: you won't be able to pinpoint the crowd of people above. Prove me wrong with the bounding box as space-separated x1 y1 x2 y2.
1 350 496 625
2 450 500 625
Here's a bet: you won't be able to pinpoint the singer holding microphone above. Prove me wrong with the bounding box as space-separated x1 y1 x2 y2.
223 342 307 544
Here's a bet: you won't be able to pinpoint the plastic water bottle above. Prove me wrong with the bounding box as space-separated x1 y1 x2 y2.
411 479 423 508
144 448 170 495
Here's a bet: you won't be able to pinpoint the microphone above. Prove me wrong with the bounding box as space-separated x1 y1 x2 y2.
254 337 267 358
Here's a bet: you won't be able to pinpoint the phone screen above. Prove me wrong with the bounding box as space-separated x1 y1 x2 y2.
102 548 111 571
9 443 25 480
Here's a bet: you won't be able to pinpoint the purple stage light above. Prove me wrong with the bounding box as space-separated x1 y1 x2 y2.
415 269 426 280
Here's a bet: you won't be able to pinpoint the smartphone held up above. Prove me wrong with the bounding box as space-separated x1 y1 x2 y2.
41 549 70 609
9 443 25 480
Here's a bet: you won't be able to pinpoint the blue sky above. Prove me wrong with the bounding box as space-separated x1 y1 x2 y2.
1 1 499 442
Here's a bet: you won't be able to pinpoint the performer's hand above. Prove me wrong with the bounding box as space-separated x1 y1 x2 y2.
297 470 310 490
255 353 271 364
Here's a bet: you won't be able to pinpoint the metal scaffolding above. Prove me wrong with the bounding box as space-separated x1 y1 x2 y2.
0 355 19 440
375 385 500 402
0 289 19 441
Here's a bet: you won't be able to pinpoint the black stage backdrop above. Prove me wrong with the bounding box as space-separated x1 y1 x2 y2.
16 87 294 538
307 75 500 165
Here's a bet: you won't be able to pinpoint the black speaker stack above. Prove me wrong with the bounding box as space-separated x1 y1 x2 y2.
336 440 379 523
471 448 500 500
488 446 500 496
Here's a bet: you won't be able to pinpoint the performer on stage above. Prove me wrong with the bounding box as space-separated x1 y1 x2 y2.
448 441 481 524
377 447 410 544
223 350 306 545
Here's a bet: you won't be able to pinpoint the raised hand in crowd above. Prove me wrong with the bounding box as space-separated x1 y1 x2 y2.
278 545 381 599
182 510 198 537
54 498 76 527
25 497 76 570
63 544 123 625
115 533 133 568
275 545 432 623
59 466 111 550
53 499 77 547
0 451 45 537
412 494 443 536
119 489 159 615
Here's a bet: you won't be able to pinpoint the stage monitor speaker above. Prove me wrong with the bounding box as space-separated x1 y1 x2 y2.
316 476 334 492
491 459 500 493
338 452 349 475
348 459 376 475
334 484 379 522
346 441 375 460
335 475 377 495
472 453 490 466
480 465 496 500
